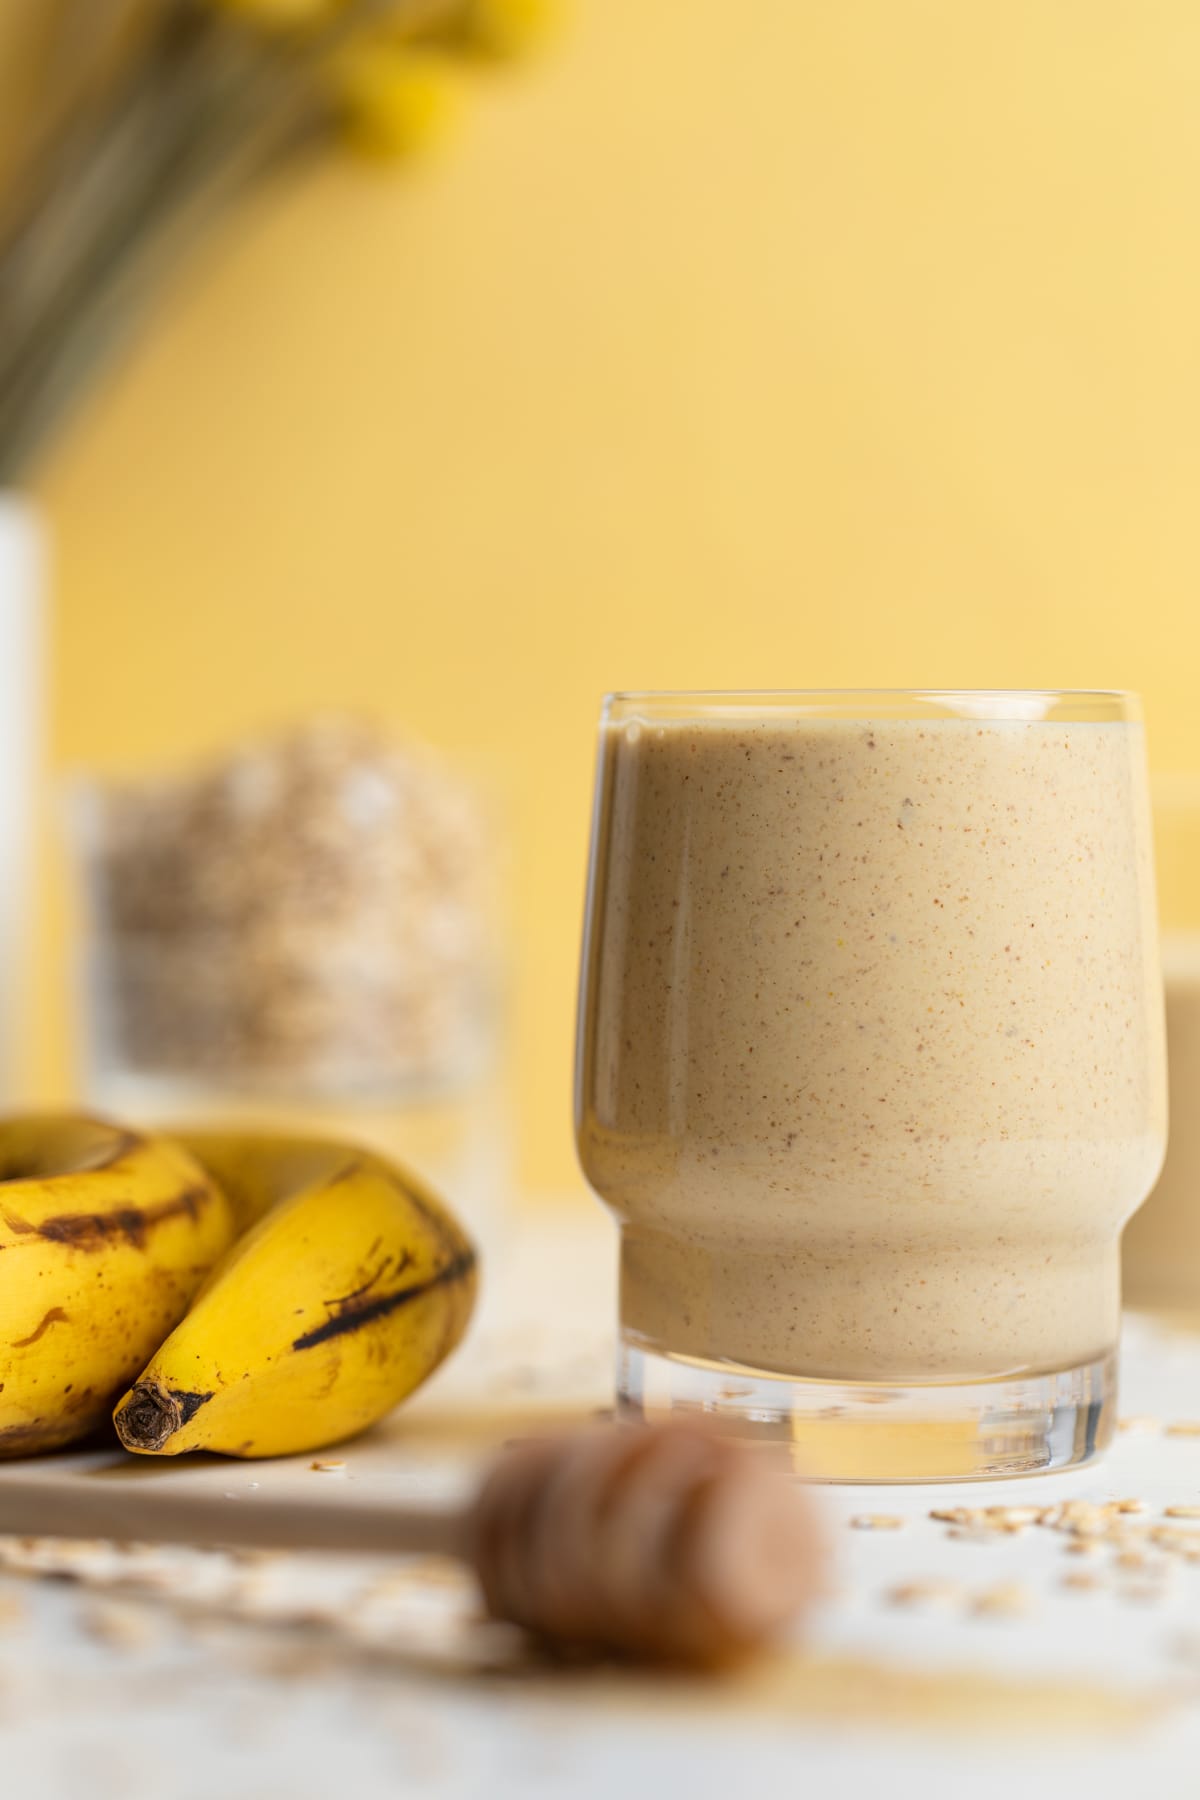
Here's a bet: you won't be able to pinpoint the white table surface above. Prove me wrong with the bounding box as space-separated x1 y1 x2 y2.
5 1208 1200 1800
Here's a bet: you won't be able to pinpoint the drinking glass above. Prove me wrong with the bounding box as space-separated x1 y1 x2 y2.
576 691 1166 1479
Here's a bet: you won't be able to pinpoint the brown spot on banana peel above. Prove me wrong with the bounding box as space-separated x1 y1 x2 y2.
1 1184 211 1252
114 1384 214 1453
9 1307 69 1349
292 1249 477 1351
329 1251 414 1310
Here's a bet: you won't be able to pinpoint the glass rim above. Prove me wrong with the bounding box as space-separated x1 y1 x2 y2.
602 689 1140 725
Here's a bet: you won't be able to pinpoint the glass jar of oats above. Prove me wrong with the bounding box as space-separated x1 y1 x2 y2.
69 717 509 1250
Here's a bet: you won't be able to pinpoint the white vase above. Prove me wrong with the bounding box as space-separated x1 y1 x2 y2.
0 497 42 1105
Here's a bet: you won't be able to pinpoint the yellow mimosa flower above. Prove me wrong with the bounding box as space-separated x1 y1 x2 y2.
331 44 463 160
460 0 556 57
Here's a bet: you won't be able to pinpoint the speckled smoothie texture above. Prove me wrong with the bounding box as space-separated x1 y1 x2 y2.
577 717 1166 1382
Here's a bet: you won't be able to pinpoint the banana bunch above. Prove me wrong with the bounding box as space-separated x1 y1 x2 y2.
0 1116 235 1456
0 1116 477 1461
115 1132 477 1458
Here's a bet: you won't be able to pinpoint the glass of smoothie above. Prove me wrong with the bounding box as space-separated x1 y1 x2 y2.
576 691 1166 1480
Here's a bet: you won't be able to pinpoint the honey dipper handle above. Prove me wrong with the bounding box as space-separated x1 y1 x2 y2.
0 1426 825 1668
0 1468 471 1560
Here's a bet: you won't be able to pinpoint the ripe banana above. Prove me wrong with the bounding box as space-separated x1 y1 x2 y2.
0 1115 235 1457
114 1132 478 1459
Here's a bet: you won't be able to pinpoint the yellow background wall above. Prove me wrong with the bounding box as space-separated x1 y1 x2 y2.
22 0 1200 1190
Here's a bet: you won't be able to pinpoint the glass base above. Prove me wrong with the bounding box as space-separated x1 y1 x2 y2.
617 1338 1117 1482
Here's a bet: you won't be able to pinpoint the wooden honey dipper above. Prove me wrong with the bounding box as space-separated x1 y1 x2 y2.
0 1423 824 1666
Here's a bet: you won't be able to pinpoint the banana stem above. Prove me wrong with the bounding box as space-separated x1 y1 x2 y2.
113 1379 208 1452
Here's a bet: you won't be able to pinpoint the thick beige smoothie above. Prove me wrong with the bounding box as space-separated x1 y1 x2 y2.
577 711 1165 1383
1123 936 1200 1308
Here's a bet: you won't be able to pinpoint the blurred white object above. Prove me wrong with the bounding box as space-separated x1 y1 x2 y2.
0 497 42 1103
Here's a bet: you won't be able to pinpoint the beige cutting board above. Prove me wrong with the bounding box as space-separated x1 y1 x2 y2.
0 1220 616 1554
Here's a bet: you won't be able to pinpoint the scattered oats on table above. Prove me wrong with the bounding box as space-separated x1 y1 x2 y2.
79 1599 163 1650
885 1580 963 1608
970 1583 1031 1619
983 1505 1042 1527
1151 1525 1200 1550
1120 1584 1167 1606
849 1514 905 1531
